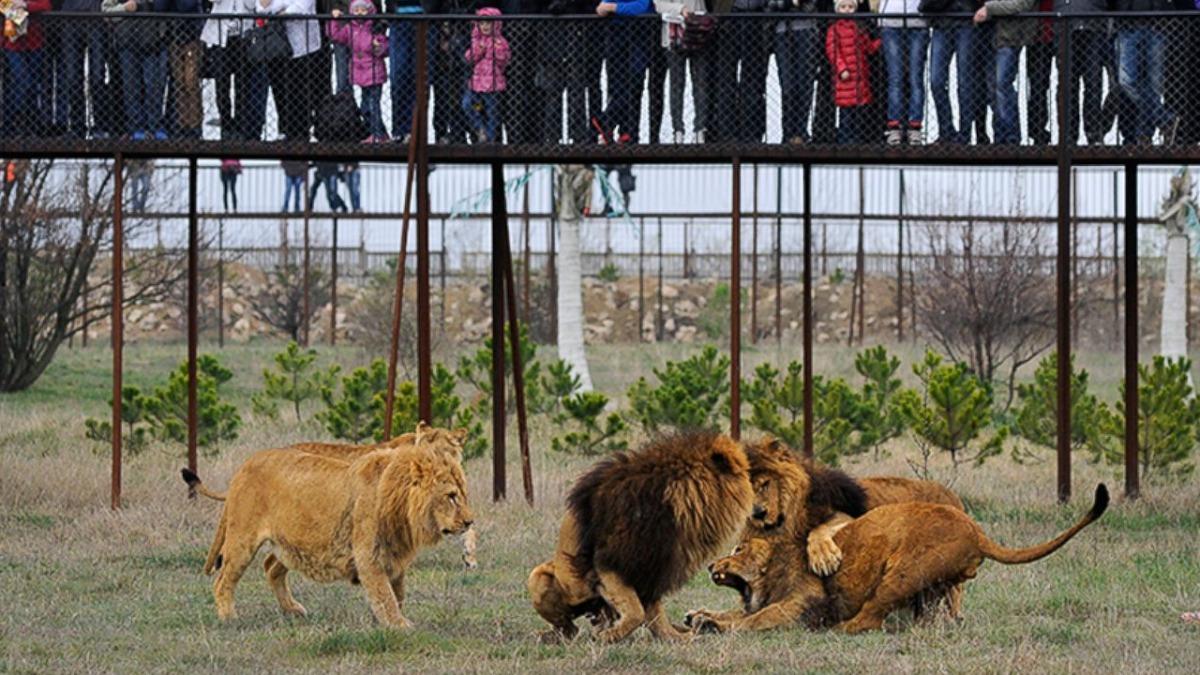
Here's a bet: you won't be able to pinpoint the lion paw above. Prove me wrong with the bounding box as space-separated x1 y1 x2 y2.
807 536 844 577
385 616 414 630
281 603 308 618
688 614 727 635
462 553 478 570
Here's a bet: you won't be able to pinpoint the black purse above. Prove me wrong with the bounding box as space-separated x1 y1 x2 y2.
244 20 293 64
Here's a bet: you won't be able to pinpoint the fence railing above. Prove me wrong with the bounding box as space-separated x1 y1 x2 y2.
3 11 1199 155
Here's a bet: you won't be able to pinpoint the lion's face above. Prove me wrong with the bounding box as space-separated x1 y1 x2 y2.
745 438 808 532
709 538 772 610
427 469 474 537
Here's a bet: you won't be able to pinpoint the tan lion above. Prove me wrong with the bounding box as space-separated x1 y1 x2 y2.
182 442 473 627
184 423 479 570
527 430 754 643
691 484 1108 634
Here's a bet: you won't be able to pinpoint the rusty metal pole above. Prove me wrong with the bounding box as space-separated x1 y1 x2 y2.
382 87 420 440
490 163 507 502
775 165 782 344
330 216 338 346
639 216 645 340
683 219 690 279
897 169 905 341
217 218 225 348
1055 26 1073 503
730 158 742 440
751 163 758 344
522 163 531 324
1124 162 1140 499
657 217 664 341
500 208 533 506
802 163 814 459
302 172 312 348
111 153 125 510
415 22 433 423
187 158 199 485
1112 169 1120 348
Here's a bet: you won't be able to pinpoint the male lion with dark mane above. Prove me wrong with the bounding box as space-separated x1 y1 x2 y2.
182 437 473 627
527 430 754 643
692 484 1108 634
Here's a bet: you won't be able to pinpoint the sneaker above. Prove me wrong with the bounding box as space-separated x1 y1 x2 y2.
885 128 902 146
590 114 613 144
131 130 147 141
476 129 488 143
154 129 168 141
907 126 924 146
616 132 632 145
694 129 706 144
361 136 375 144
788 135 806 145
672 130 685 144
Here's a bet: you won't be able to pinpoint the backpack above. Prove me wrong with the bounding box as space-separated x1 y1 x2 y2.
314 92 369 143
670 13 717 53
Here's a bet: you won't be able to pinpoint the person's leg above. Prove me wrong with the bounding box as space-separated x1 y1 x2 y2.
743 25 770 143
811 26 835 144
362 85 386 139
213 45 234 134
267 58 290 139
1144 27 1172 139
994 46 1020 144
1115 28 1143 139
666 51 685 136
952 25 978 143
907 27 928 130
646 47 667 142
119 51 143 135
928 27 956 142
463 89 482 137
61 23 87 135
775 29 801 142
348 169 361 212
691 51 711 139
146 49 168 134
881 27 904 128
390 19 415 135
1026 40 1052 144
1079 30 1104 144
484 92 500 143
333 42 351 96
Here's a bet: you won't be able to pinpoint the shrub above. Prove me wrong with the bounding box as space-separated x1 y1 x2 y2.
530 359 583 417
627 345 730 433
740 361 859 466
457 322 541 419
84 386 151 455
551 391 628 455
597 262 620 283
1008 352 1105 462
897 351 1006 477
141 355 242 455
1093 356 1198 481
251 341 339 422
317 360 388 443
853 346 907 460
382 363 486 460
697 283 745 341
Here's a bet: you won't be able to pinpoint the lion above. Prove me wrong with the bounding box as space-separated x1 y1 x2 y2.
527 430 754 643
690 484 1108 634
181 442 473 627
183 423 479 570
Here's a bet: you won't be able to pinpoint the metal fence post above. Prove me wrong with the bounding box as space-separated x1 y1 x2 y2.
802 162 814 460
730 158 741 440
187 157 199 491
490 162 507 502
1124 162 1140 500
111 153 125 510
415 20 433 423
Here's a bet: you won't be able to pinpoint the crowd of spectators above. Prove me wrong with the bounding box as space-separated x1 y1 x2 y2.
1 0 1198 145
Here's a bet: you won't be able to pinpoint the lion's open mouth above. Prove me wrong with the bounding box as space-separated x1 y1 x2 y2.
711 570 754 609
755 514 785 530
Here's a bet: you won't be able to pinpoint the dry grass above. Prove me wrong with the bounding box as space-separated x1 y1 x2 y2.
1 341 1197 674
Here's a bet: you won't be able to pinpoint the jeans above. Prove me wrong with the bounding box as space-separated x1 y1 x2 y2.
333 42 351 96
881 27 929 126
1026 40 1053 143
1115 27 1172 140
361 84 388 139
1065 28 1106 144
389 19 418 140
2 51 45 137
221 172 238 212
310 173 347 212
61 19 108 136
837 105 869 144
283 175 304 212
463 90 500 142
345 167 361 211
775 26 819 141
929 25 976 142
994 45 1021 145
666 49 710 136
118 48 167 134
130 173 151 211
599 20 651 140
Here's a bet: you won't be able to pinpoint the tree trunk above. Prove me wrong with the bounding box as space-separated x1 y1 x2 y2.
556 216 593 392
1162 232 1189 363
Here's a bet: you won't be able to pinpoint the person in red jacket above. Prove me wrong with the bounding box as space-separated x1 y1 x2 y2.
2 0 52 137
825 0 879 144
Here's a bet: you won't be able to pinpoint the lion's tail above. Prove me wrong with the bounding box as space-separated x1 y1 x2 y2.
181 468 228 575
978 484 1108 565
181 468 227 502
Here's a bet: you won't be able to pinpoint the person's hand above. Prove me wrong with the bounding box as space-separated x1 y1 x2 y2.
259 0 271 8
596 2 617 16
331 8 342 16
973 5 988 23
839 69 849 81
680 6 691 16
124 1 137 11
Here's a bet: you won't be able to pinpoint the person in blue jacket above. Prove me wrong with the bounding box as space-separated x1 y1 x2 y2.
590 0 653 144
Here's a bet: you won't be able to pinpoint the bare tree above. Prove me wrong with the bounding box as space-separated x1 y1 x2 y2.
0 159 186 392
244 262 331 343
914 218 1056 410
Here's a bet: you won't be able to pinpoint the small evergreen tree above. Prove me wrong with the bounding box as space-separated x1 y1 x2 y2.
853 346 907 460
740 361 859 466
141 355 242 455
457 322 542 419
84 386 151 455
251 341 339 422
532 359 583 416
317 360 389 442
551 391 628 455
1093 356 1198 481
1008 352 1105 462
627 345 730 432
381 363 486 459
896 351 1005 477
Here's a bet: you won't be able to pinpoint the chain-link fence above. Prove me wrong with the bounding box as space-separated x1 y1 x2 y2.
1 10 1197 152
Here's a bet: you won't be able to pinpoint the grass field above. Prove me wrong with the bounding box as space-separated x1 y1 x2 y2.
1 340 1198 674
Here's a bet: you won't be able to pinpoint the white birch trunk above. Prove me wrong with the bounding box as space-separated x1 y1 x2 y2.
557 216 593 392
1161 232 1189 363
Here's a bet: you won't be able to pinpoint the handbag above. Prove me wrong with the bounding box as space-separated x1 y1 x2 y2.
244 20 292 64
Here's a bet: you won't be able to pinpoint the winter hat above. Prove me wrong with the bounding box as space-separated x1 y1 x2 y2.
349 0 375 13
835 0 857 10
475 6 501 17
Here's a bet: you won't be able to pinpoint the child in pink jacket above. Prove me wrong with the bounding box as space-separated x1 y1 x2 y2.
328 0 390 142
462 7 510 143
